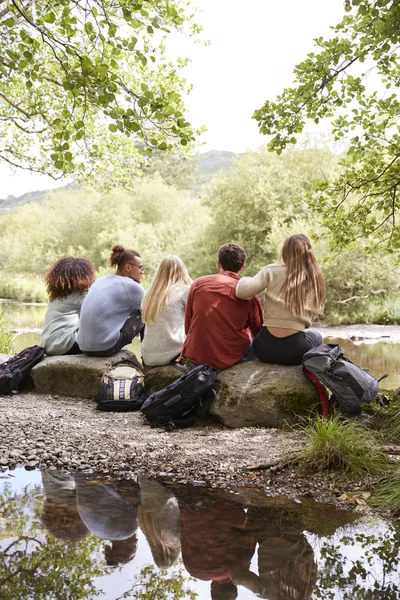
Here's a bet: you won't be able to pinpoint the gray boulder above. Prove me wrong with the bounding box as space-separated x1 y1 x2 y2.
31 349 140 399
211 362 319 428
143 362 319 428
144 364 185 395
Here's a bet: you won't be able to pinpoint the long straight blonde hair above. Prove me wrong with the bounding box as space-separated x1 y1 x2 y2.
142 255 191 325
280 234 325 317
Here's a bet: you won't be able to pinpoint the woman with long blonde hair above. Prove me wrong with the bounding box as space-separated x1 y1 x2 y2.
141 255 191 366
236 234 325 365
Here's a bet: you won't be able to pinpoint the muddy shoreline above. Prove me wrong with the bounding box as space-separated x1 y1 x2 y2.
0 392 396 513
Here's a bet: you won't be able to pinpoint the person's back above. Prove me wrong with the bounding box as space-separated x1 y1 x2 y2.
77 244 145 356
141 256 191 367
181 243 263 370
78 275 144 352
41 256 96 356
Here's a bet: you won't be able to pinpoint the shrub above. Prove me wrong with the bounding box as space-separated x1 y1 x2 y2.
0 307 14 354
298 414 389 475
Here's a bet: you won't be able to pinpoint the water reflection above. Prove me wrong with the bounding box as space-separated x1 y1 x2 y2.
2 469 400 599
325 337 400 390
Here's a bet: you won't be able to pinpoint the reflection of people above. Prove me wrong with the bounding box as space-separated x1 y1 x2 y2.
236 234 325 365
41 257 96 356
40 470 88 543
141 255 191 367
231 506 318 600
180 242 263 370
138 476 181 568
75 475 140 566
176 490 256 600
77 244 145 356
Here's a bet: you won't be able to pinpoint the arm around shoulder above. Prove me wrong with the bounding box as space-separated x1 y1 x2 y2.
236 267 270 299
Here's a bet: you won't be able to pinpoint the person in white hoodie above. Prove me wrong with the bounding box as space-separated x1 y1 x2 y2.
141 255 191 367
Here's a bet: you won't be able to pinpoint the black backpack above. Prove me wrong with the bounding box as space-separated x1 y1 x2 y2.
95 361 148 411
0 345 45 395
141 364 219 429
302 343 387 415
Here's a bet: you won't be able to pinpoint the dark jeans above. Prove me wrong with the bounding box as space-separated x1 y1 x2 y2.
246 327 323 366
85 311 143 358
63 341 83 356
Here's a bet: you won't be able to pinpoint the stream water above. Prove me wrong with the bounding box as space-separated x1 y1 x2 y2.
2 300 400 389
1 468 400 600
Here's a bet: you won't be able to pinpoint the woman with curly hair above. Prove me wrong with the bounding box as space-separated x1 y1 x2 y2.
141 255 191 367
77 244 145 356
41 256 96 355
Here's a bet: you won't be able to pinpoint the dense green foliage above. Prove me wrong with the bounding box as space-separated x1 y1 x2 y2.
0 0 199 181
1 146 399 324
255 0 400 250
0 177 208 283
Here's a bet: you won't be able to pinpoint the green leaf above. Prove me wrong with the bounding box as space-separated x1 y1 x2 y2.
108 123 118 132
43 13 56 24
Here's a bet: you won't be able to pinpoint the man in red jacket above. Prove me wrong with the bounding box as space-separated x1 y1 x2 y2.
180 243 263 370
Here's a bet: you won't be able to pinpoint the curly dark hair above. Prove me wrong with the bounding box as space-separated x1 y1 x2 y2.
218 242 246 273
45 256 96 302
109 244 141 268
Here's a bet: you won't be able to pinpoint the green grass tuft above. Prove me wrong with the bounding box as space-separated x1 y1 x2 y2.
379 398 400 443
298 414 389 475
371 476 400 510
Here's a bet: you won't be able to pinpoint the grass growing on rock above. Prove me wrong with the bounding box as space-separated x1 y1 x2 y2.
298 414 389 475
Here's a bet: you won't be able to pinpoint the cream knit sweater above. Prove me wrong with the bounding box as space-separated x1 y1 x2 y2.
236 264 311 331
141 284 190 366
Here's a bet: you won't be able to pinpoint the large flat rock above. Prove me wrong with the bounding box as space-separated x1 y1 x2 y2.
211 362 319 428
143 362 319 429
31 350 141 399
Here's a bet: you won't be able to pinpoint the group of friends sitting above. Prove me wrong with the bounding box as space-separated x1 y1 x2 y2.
40 234 325 370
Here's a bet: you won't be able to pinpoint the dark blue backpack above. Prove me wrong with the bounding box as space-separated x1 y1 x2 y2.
0 345 45 395
141 364 218 429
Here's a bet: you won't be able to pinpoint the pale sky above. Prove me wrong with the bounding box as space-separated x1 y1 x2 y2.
0 0 344 198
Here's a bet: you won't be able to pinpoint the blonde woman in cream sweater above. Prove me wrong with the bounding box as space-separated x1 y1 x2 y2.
141 255 191 367
236 234 325 365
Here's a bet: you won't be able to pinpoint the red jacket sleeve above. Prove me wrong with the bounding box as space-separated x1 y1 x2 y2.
248 295 263 338
184 283 195 334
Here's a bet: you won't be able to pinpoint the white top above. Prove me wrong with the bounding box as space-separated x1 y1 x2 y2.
41 292 86 355
141 284 189 366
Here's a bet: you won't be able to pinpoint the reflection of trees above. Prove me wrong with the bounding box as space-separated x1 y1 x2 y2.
315 524 400 599
114 563 197 600
0 484 108 599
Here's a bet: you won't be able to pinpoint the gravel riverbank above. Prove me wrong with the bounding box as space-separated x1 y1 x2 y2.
0 392 392 508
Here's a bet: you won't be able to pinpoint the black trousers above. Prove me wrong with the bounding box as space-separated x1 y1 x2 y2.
252 326 323 366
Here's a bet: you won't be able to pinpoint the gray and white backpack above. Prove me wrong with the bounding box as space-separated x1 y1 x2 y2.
302 343 386 414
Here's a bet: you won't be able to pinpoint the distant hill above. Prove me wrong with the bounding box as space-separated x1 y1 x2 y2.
0 150 238 215
193 150 237 186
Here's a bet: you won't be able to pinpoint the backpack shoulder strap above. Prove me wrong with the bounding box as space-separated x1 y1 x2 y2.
303 366 329 418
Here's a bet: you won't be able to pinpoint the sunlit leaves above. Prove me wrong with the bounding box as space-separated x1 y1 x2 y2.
254 0 400 250
0 0 200 180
